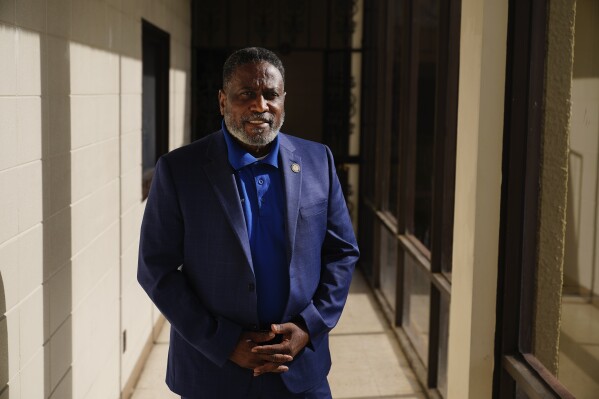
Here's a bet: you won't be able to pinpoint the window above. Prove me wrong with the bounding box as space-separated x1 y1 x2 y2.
142 20 170 200
359 0 460 396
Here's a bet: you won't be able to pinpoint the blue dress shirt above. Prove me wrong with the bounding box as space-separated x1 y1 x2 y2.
222 123 289 327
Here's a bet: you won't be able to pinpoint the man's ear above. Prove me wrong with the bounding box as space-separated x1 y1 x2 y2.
218 90 226 116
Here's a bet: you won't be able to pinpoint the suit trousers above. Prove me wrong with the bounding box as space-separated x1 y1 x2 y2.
181 373 332 399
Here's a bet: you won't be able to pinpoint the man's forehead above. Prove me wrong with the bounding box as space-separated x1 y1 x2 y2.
229 62 283 86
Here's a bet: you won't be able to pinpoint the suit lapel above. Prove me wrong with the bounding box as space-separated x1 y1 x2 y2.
279 134 301 263
202 132 253 271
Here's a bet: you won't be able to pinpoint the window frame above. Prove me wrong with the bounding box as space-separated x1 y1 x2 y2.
493 0 575 397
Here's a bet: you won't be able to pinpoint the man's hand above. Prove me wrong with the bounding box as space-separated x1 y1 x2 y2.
250 322 310 376
229 330 293 374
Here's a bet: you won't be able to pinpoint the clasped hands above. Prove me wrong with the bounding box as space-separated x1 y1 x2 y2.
229 322 309 376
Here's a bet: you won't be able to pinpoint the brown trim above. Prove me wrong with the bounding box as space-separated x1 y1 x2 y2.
504 356 556 399
376 210 399 235
399 234 432 270
503 355 575 399
431 273 451 297
523 354 576 398
492 0 575 397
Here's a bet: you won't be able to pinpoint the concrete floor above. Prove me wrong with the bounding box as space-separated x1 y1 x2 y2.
130 272 425 399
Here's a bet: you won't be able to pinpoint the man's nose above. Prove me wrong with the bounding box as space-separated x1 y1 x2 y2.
250 95 268 113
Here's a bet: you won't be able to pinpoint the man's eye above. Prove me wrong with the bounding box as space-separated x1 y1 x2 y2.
241 91 253 97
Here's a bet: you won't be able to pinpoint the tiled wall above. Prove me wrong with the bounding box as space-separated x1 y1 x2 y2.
0 1 191 398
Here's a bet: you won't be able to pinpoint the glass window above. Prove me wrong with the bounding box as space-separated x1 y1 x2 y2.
402 251 431 365
142 21 170 200
436 291 450 397
387 2 403 217
380 224 398 310
412 0 439 249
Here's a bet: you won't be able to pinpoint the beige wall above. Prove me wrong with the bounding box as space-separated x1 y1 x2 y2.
0 0 191 398
564 0 599 296
446 0 508 397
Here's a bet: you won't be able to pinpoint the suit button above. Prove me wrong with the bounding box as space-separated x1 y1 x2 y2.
250 324 258 330
248 283 255 292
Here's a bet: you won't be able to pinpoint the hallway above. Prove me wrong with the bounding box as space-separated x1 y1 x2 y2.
130 271 425 399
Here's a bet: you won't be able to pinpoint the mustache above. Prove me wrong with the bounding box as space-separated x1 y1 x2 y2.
241 114 273 124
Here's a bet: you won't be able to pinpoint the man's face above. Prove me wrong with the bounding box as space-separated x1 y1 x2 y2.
219 61 286 149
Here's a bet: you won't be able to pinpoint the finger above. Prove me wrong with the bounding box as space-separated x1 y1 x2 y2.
254 353 293 363
251 342 291 355
245 331 276 343
253 363 289 376
271 323 292 334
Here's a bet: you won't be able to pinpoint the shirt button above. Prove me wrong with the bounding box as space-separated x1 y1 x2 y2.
248 283 255 292
258 178 264 185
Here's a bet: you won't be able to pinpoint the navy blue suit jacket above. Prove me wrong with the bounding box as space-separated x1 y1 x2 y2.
137 130 359 397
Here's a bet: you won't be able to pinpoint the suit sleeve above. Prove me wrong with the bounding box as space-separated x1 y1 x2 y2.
298 145 360 350
137 157 242 366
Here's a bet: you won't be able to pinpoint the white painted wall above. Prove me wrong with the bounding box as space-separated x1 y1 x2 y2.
0 0 191 398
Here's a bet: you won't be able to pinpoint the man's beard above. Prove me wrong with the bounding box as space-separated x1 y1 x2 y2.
224 112 285 148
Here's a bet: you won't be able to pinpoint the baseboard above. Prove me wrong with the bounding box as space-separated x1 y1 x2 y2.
121 316 167 399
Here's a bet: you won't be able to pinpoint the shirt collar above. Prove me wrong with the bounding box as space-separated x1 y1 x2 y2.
222 120 279 170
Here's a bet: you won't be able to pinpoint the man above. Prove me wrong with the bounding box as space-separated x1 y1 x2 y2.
138 47 359 398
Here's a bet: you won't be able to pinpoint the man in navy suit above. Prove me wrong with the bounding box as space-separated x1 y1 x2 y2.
138 47 359 398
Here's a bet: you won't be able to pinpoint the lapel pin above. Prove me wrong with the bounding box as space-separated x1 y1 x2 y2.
291 163 300 173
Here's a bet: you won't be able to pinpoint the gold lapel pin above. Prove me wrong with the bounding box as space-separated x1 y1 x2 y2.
291 163 300 173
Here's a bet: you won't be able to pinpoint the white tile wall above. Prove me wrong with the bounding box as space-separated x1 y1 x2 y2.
120 94 142 134
0 240 19 311
19 288 43 368
17 225 43 303
71 223 119 307
15 0 46 33
19 349 44 399
1 1 191 397
0 169 19 245
0 25 17 95
46 36 70 96
120 56 142 94
0 97 18 172
48 368 71 399
16 29 42 96
17 161 43 232
17 97 43 164
47 0 71 39
48 315 71 391
47 264 71 335
0 1 15 25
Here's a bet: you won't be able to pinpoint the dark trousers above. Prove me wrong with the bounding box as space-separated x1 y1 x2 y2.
182 374 332 399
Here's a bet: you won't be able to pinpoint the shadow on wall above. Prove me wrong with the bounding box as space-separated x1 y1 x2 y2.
563 154 580 293
0 273 7 397
42 32 73 398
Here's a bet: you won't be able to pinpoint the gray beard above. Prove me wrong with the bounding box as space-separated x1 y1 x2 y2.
224 112 285 148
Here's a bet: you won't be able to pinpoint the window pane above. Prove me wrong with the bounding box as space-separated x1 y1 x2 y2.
387 2 403 216
402 250 431 365
436 290 450 396
380 224 398 310
412 0 439 248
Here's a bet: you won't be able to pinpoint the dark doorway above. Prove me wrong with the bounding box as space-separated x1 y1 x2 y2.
190 0 357 167
142 20 170 200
